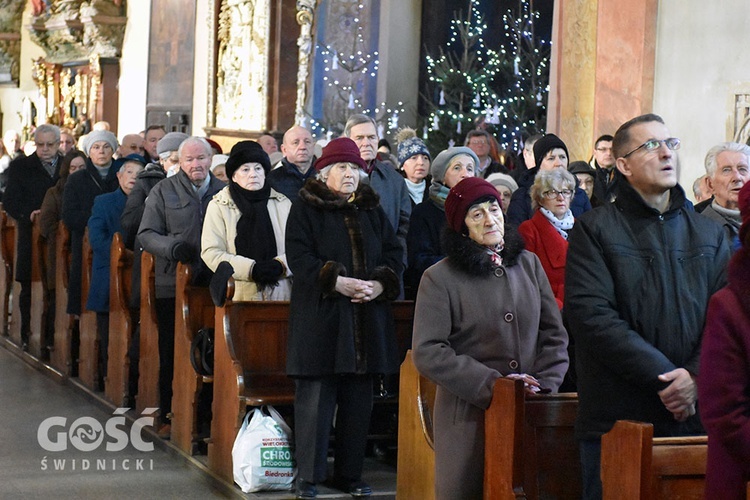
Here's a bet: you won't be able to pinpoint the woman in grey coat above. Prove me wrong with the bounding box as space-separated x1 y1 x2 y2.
412 177 569 500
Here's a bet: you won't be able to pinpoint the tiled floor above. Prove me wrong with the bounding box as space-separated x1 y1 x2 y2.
0 342 397 499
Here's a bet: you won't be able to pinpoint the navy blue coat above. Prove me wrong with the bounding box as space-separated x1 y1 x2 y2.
86 188 127 312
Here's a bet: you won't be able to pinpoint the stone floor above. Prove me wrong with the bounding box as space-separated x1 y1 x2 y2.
0 340 397 499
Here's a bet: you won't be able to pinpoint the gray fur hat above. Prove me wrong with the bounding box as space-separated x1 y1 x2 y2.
83 130 118 156
430 146 480 183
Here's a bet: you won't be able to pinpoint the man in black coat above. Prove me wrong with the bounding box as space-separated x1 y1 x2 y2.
3 124 62 350
565 114 730 500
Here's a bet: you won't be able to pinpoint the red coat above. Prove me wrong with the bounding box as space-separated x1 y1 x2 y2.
518 210 568 309
699 247 750 500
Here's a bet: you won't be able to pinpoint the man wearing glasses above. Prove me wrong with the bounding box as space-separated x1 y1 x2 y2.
3 124 62 352
564 114 731 500
590 134 617 205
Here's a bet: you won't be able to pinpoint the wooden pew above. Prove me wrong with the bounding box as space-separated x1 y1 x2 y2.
51 222 73 376
601 420 708 500
77 230 99 389
8 216 44 356
397 353 580 500
171 262 215 455
484 379 580 499
396 350 436 500
136 250 160 414
0 209 15 336
208 289 295 482
105 232 134 406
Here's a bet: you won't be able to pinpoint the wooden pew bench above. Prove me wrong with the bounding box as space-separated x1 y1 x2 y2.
0 209 15 336
77 229 99 390
105 232 134 406
397 351 580 500
208 291 295 482
8 216 44 357
51 222 73 376
136 250 160 414
171 262 215 455
601 420 708 500
208 290 415 484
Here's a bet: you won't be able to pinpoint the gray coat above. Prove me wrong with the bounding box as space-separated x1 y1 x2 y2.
365 159 411 261
412 228 569 500
137 170 224 298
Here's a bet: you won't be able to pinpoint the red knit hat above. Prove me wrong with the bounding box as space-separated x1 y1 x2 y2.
313 137 367 172
445 177 501 233
739 182 750 246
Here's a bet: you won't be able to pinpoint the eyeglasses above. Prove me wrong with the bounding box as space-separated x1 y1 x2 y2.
621 138 680 158
542 189 573 200
37 141 59 148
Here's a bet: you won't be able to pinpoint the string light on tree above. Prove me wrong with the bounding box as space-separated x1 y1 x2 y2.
306 1 403 141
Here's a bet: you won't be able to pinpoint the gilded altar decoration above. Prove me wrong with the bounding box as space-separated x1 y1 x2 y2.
31 54 104 132
0 0 25 85
215 0 270 131
27 0 126 63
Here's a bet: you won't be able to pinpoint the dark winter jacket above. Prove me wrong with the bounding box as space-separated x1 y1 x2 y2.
266 158 316 203
62 160 120 314
137 170 224 299
365 159 411 261
285 179 403 376
565 179 730 441
3 152 60 282
506 166 591 226
120 163 166 308
405 199 445 298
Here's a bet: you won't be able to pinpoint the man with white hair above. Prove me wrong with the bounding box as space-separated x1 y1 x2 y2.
701 142 750 251
345 114 411 259
3 124 62 352
138 136 224 438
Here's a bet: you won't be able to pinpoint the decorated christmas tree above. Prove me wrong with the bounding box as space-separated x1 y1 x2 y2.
422 0 550 155
422 0 504 153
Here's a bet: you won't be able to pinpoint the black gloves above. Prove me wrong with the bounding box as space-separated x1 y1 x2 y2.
210 261 235 307
171 242 193 263
251 259 284 287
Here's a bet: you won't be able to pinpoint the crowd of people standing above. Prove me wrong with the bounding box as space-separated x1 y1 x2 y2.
2 109 749 499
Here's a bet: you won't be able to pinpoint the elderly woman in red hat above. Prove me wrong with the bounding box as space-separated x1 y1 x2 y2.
200 140 292 305
412 176 569 499
285 137 403 499
699 181 750 500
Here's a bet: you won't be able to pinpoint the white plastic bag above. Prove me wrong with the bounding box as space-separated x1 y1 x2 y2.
232 405 296 493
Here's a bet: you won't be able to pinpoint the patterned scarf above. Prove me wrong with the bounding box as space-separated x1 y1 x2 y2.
539 207 574 240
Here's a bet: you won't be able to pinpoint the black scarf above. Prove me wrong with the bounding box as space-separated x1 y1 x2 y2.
229 181 277 261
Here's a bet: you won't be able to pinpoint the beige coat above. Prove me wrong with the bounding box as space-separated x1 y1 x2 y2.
201 186 292 301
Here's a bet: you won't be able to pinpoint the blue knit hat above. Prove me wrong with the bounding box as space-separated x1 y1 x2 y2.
396 128 431 166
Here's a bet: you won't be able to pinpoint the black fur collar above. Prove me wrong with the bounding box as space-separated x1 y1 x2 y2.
299 178 380 211
441 224 525 276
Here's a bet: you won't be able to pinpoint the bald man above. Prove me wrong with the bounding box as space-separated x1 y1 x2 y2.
267 125 314 202
117 133 146 159
258 134 279 155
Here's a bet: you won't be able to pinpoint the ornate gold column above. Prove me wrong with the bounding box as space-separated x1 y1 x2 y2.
295 0 317 125
547 0 658 160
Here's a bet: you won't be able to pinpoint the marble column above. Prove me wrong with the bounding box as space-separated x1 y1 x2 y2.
547 0 658 161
